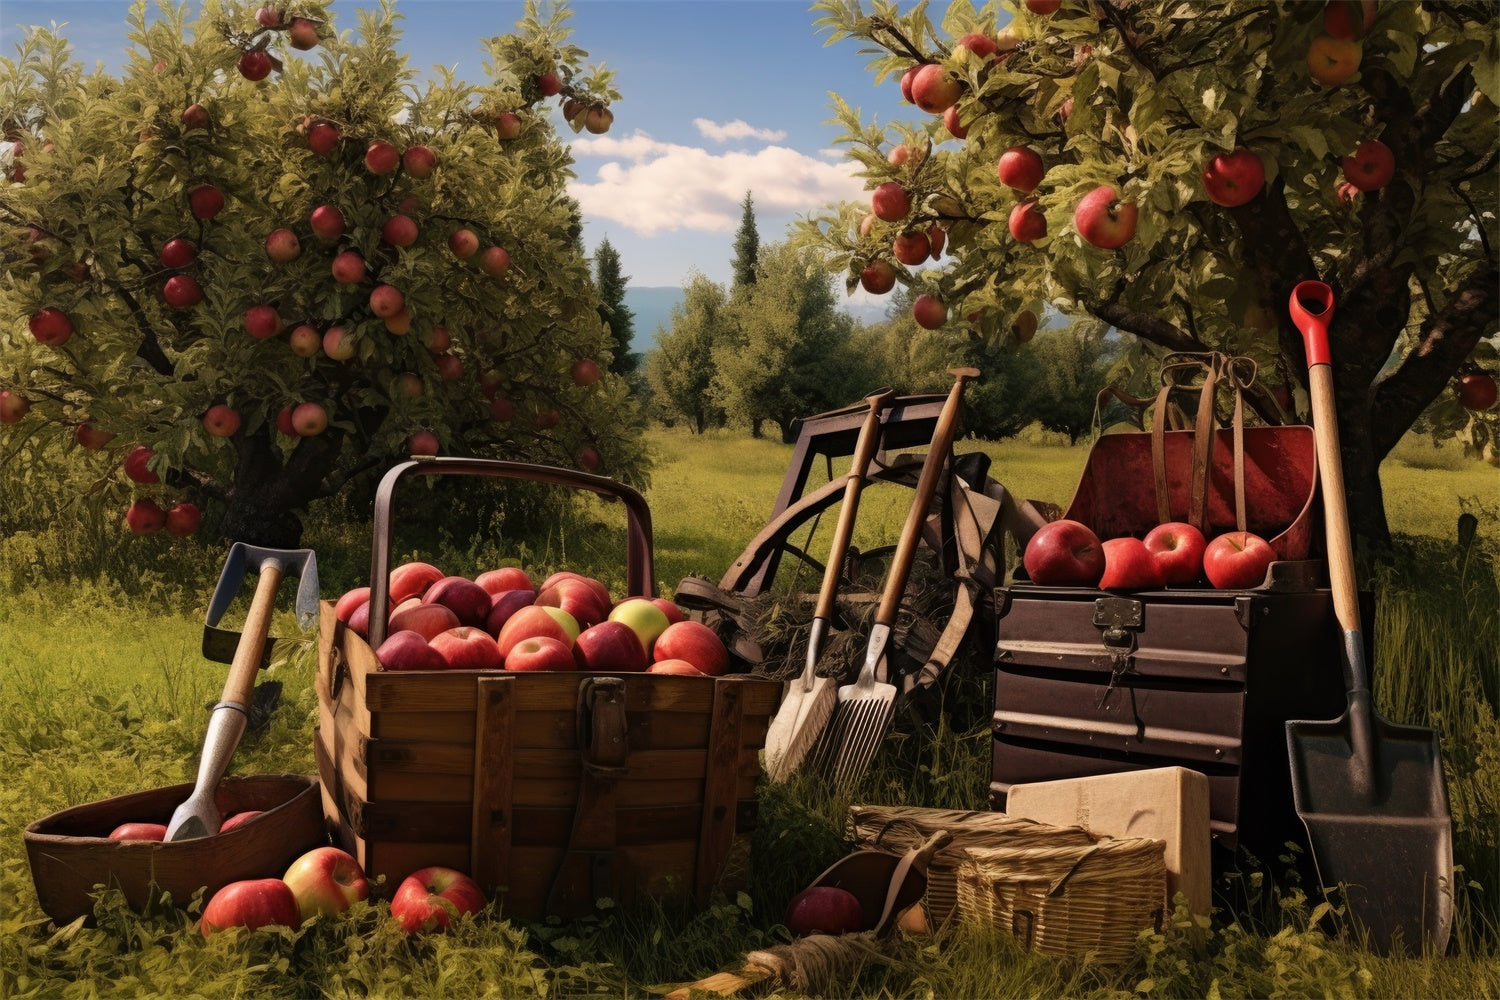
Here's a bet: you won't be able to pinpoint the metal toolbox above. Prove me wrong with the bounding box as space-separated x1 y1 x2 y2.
988 561 1350 867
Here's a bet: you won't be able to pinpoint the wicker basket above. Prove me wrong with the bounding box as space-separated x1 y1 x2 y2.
845 805 1099 928
955 837 1169 965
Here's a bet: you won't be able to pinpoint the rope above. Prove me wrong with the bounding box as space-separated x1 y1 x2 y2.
743 930 896 993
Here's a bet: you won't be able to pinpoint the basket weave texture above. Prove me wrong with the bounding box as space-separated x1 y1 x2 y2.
845 805 1098 928
955 837 1168 965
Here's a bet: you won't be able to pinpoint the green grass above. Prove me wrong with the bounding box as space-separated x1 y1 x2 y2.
1 426 1497 999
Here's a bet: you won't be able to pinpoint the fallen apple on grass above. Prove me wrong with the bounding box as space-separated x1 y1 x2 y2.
200 878 300 935
390 866 487 934
282 846 369 922
785 885 865 936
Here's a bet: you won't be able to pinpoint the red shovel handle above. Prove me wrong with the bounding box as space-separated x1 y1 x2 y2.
1289 280 1335 367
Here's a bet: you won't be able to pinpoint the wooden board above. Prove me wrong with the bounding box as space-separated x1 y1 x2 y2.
1005 766 1212 917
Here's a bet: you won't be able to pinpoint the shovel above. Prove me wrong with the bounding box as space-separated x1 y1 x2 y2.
818 368 978 790
1284 281 1453 954
166 544 319 841
763 388 895 782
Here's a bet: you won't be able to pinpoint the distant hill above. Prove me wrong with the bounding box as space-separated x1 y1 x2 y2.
623 285 891 355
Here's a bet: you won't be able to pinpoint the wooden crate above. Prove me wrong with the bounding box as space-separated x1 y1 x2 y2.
315 457 783 919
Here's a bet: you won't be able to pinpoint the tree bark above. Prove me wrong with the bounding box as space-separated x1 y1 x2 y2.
216 426 349 547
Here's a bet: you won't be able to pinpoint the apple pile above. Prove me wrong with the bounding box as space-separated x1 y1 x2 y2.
335 561 731 676
1023 518 1277 591
198 842 485 936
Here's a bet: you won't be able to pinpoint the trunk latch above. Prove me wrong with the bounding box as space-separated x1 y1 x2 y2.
1092 597 1145 739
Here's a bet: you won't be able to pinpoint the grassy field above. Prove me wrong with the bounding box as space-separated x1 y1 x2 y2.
0 426 1496 998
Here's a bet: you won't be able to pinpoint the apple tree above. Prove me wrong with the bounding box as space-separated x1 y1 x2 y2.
0 0 646 548
796 0 1498 545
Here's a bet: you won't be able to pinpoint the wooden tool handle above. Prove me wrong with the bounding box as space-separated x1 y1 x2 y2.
221 563 284 708
813 389 895 621
876 369 978 625
1307 364 1361 632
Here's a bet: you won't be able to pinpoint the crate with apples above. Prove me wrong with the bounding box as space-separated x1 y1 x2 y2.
316 457 782 920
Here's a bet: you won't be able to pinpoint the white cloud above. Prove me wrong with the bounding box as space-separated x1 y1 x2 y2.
569 130 866 238
693 118 787 143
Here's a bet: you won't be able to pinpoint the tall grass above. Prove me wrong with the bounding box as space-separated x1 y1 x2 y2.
0 425 1496 999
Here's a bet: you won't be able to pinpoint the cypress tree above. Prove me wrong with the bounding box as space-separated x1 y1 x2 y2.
731 191 760 289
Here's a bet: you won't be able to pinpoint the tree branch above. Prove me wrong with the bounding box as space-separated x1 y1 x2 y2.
1086 298 1203 353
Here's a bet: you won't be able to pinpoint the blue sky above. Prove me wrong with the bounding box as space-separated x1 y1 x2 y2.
1 0 952 290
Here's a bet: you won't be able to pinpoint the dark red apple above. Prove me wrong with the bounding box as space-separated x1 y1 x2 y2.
482 588 536 638
163 274 204 308
364 140 400 175
422 576 493 629
159 237 197 269
429 626 503 670
1023 519 1105 586
125 498 166 534
785 886 864 936
165 501 202 537
1201 146 1265 207
28 307 73 346
306 121 339 156
1008 199 1047 243
573 620 648 671
376 629 447 670
237 49 273 82
124 445 159 484
506 635 577 672
402 145 437 178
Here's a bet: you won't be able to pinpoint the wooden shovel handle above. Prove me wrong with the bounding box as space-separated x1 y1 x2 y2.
876 369 978 625
221 563 284 709
813 389 895 621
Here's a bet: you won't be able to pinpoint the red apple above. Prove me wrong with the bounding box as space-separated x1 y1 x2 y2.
434 354 463 382
539 572 612 610
124 445 159 484
955 32 997 61
1457 372 1498 411
535 70 562 96
335 586 371 623
1323 0 1377 40
506 635 579 672
860 259 897 295
495 605 576 659
200 878 299 935
422 576 493 628
1341 138 1394 192
331 250 365 284
381 214 419 247
482 588 536 638
892 230 931 266
535 577 609 628
287 17 319 50
607 597 672 656
377 629 447 670
1008 199 1047 243
425 324 452 353
243 304 281 339
163 274 204 308
408 430 439 456
899 65 919 103
1074 185 1138 249
571 358 601 386
909 63 962 114
322 326 355 361
255 7 283 28
1202 146 1265 207
573 620 649 671
28 307 73 346
165 501 202 537
429 626 504 670
1142 521 1208 586
288 324 321 358
219 811 262 833
871 181 911 223
364 140 399 175
369 284 405 318
390 602 461 641
997 146 1044 192
282 846 369 922
448 228 480 258
495 112 523 139
489 397 514 421
912 294 948 330
652 620 729 677
160 237 197 269
74 422 114 449
237 49 272 82
402 145 437 178
1202 531 1276 589
390 866 486 934
306 121 339 155
475 567 533 595
0 390 29 424
126 498 166 534
1023 519 1106 586
785 886 865 936
264 227 300 262
942 104 968 140
480 246 511 277
646 659 705 676
309 204 345 240
390 561 445 604
1098 537 1166 590
181 102 209 130
652 598 686 625
108 822 166 841
202 404 241 438
1025 0 1062 14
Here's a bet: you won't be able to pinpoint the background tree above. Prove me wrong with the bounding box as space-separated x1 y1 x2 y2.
713 241 873 439
730 190 761 289
1028 320 1120 444
593 236 638 377
0 0 644 547
646 271 729 433
798 0 1499 546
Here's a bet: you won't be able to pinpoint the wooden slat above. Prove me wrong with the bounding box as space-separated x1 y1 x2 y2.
370 710 476 742
363 738 475 774
361 668 782 716
695 678 745 905
471 675 515 894
366 771 473 803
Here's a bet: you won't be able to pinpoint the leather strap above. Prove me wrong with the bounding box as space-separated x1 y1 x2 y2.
546 677 629 916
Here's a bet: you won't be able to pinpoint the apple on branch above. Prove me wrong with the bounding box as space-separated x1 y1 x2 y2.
1201 146 1265 207
1074 185 1138 249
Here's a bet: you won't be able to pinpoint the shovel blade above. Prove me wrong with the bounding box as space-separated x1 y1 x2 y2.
764 675 839 783
1286 714 1454 955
